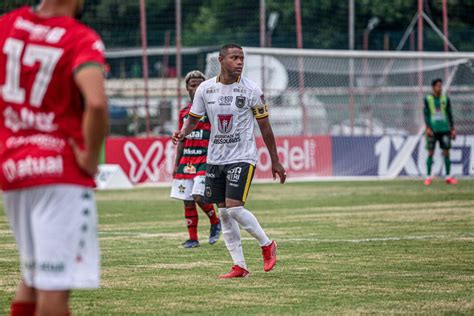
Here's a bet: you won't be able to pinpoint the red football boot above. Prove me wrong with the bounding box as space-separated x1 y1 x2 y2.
424 177 433 186
261 240 277 272
219 265 250 279
445 177 458 185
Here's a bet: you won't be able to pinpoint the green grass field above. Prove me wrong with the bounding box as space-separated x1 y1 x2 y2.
1 180 473 315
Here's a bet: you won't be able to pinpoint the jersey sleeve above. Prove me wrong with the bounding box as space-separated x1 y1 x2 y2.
189 85 206 118
71 29 106 73
250 86 269 120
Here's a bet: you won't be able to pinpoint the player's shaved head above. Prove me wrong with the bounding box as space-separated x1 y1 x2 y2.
219 43 243 57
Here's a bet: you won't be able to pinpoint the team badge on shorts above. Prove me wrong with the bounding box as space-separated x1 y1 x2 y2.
205 186 212 197
217 114 233 134
235 96 246 108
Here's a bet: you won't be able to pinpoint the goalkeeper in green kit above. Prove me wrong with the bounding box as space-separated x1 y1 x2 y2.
423 78 458 186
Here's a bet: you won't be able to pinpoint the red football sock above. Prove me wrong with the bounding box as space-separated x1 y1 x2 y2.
200 203 219 225
184 205 198 240
10 302 35 316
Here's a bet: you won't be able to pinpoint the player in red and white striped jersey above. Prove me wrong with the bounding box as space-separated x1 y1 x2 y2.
171 70 221 248
0 1 108 314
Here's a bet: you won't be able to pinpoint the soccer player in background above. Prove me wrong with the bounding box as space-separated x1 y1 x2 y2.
0 0 108 315
424 78 458 186
171 70 221 248
172 43 286 278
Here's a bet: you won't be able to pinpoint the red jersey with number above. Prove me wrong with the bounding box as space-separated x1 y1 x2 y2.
174 103 211 179
0 7 106 190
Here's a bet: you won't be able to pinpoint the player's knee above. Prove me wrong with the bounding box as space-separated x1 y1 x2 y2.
192 195 203 205
220 208 231 222
443 150 450 157
225 199 244 209
428 150 435 157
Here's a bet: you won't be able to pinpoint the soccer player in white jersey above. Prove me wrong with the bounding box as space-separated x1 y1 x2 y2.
172 43 286 278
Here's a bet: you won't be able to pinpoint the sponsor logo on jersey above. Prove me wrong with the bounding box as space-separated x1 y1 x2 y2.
206 172 216 178
183 148 205 156
218 96 233 106
186 130 204 140
206 88 219 94
183 164 197 174
235 96 246 108
233 87 248 94
227 166 242 182
213 134 241 144
6 135 65 151
2 155 64 182
14 17 66 43
4 106 57 133
217 114 233 134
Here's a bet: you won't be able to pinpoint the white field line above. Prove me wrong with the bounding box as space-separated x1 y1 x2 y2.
98 231 473 243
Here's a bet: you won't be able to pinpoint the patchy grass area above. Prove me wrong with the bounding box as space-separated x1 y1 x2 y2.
1 180 473 314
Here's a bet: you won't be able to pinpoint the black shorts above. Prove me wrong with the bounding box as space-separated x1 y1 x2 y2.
204 162 256 204
426 132 451 151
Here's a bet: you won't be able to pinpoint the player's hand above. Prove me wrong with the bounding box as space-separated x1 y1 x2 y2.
70 139 99 176
272 161 286 184
451 128 457 140
426 127 433 137
172 131 184 145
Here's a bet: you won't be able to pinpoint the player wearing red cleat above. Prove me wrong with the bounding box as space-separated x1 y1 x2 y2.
170 70 221 248
423 79 458 185
173 43 286 278
261 240 277 272
1 1 108 315
219 265 250 279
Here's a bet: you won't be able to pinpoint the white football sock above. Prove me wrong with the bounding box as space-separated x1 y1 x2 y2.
219 208 246 269
227 206 271 247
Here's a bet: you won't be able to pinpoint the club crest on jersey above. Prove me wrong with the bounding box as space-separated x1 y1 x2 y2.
217 114 233 134
235 96 246 108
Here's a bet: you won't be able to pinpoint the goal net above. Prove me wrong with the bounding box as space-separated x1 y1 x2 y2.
206 48 474 136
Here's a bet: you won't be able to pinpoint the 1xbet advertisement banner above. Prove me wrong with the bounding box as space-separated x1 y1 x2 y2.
105 135 474 185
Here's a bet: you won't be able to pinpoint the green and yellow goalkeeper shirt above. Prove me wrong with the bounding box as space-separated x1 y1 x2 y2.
423 94 454 133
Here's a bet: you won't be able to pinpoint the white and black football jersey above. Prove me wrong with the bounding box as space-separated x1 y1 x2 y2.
189 76 269 166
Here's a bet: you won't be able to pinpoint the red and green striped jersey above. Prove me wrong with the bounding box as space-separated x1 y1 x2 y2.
175 103 211 179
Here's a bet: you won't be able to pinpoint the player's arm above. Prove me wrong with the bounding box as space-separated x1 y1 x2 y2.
172 115 200 144
256 114 286 184
72 66 108 175
173 137 185 176
447 97 456 139
172 85 205 144
423 97 433 136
